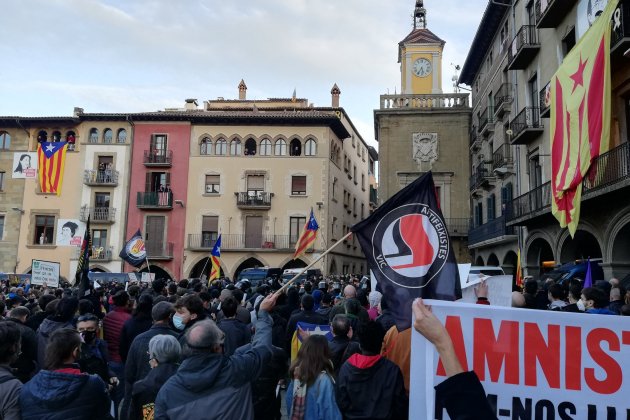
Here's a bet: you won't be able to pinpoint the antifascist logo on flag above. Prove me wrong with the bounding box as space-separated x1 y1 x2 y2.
37 142 68 195
351 172 460 330
119 229 146 267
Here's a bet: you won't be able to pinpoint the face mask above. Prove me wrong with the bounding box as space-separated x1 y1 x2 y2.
81 331 97 344
577 299 586 312
173 314 186 330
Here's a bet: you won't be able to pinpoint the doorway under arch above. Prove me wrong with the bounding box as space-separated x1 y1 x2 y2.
487 253 499 266
611 221 630 271
502 250 518 276
475 255 484 266
282 259 307 271
526 238 554 277
138 265 173 281
559 230 602 263
188 257 217 279
234 257 265 279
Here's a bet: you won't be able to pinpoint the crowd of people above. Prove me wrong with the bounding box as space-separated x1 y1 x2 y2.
0 270 627 420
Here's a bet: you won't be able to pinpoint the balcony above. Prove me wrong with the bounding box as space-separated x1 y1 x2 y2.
611 0 630 56
137 191 173 210
143 150 172 167
80 207 116 224
507 143 630 225
535 0 578 28
478 106 495 137
492 144 514 171
379 93 470 109
187 234 313 251
72 246 114 262
470 162 496 194
540 82 551 118
145 241 174 260
83 170 119 186
510 107 544 145
507 25 540 70
445 218 469 237
469 216 516 248
470 130 481 152
235 192 273 209
493 83 513 119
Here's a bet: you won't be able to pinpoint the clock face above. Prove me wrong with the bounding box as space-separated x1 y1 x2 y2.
413 58 432 78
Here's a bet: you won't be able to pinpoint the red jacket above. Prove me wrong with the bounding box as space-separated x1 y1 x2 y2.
103 307 131 363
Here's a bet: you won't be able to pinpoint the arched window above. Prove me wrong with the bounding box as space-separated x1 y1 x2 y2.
66 131 76 151
200 137 212 155
52 131 62 141
229 139 242 155
215 138 227 155
260 138 272 156
289 138 302 156
244 138 257 156
116 129 127 143
304 138 317 156
103 128 113 143
89 128 99 143
0 131 10 150
37 130 48 143
274 139 287 156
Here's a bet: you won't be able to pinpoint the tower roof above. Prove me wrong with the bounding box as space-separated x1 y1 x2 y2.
399 27 445 46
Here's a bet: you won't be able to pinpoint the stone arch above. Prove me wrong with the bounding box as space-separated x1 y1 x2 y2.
557 227 602 264
603 205 630 263
475 255 485 266
502 250 518 276
304 137 318 156
487 253 499 266
89 264 110 273
244 137 257 156
187 256 226 279
282 258 308 271
234 256 268 279
525 232 554 273
138 264 174 281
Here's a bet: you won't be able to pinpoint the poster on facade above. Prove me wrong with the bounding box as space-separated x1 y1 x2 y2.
56 219 86 247
31 259 60 288
576 0 610 39
410 300 630 419
12 152 38 179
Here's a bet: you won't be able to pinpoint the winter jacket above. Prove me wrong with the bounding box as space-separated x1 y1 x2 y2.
251 346 287 420
376 311 397 333
36 318 74 368
285 310 328 352
78 339 113 383
119 314 153 362
6 318 38 383
285 372 342 420
217 318 252 356
336 353 408 420
103 307 132 363
434 371 497 420
129 363 178 420
586 308 617 315
548 300 567 311
328 336 359 377
381 326 411 394
19 366 111 420
154 310 274 420
0 365 22 420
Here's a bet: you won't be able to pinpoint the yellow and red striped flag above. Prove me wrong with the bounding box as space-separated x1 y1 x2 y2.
37 142 68 195
293 209 319 260
550 0 618 236
209 234 222 282
515 248 523 289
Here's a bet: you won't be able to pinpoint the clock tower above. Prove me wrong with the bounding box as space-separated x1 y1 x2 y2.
399 1 444 94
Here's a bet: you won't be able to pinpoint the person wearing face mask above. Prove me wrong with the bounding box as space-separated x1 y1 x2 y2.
20 328 111 419
76 313 119 389
173 295 207 339
562 284 584 313
580 287 617 315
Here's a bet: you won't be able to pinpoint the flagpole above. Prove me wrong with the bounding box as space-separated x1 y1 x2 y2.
276 231 352 295
145 255 152 274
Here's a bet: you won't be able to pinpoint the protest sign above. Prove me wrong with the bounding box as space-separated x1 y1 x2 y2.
410 300 630 419
31 259 60 287
459 275 513 307
457 264 472 289
141 272 155 283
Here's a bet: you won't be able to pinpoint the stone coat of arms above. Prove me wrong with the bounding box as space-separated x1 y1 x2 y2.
412 132 438 165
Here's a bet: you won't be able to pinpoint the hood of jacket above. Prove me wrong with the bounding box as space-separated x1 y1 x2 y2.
173 353 227 393
347 353 383 374
38 318 72 339
25 370 89 409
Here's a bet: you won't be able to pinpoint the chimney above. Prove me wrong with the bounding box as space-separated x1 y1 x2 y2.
331 83 341 108
184 98 198 110
73 107 84 117
238 79 247 100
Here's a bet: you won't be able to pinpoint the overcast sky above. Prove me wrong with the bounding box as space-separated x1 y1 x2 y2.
0 0 487 147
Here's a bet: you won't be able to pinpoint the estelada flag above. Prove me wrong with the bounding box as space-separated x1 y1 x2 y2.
290 322 332 361
209 234 222 281
293 209 319 260
515 248 523 289
351 171 460 330
119 229 147 267
37 142 68 195
550 0 618 237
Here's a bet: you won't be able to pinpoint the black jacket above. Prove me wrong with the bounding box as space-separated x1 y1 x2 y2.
129 362 178 420
285 310 328 352
336 354 408 420
434 371 497 420
217 318 252 356
328 336 359 376
120 314 153 362
7 318 38 383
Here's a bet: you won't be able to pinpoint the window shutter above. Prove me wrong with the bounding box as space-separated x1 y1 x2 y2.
292 176 306 192
145 173 151 192
202 216 218 232
247 175 264 190
165 172 171 188
206 175 220 185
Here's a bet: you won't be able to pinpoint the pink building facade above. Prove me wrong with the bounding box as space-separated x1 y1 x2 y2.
125 121 191 281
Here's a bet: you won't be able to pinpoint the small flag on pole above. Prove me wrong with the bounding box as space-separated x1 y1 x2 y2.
515 249 523 289
293 209 319 260
209 234 222 282
76 216 91 296
37 142 68 195
350 172 460 330
584 257 593 288
119 229 147 267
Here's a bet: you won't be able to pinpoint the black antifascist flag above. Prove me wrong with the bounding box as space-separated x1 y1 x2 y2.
350 171 461 330
76 216 92 297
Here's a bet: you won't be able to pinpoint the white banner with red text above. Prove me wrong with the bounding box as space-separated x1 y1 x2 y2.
410 300 630 420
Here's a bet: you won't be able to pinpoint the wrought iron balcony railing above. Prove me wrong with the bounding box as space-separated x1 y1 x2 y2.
469 215 516 246
80 207 116 223
493 144 513 169
143 150 173 166
187 234 313 251
137 191 173 209
510 107 543 145
494 83 513 118
145 241 174 259
83 170 119 186
235 192 273 208
470 162 495 191
508 25 540 70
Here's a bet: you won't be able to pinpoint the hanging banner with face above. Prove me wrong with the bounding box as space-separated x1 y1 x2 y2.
410 300 630 419
56 219 86 247
576 0 610 39
12 152 38 179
